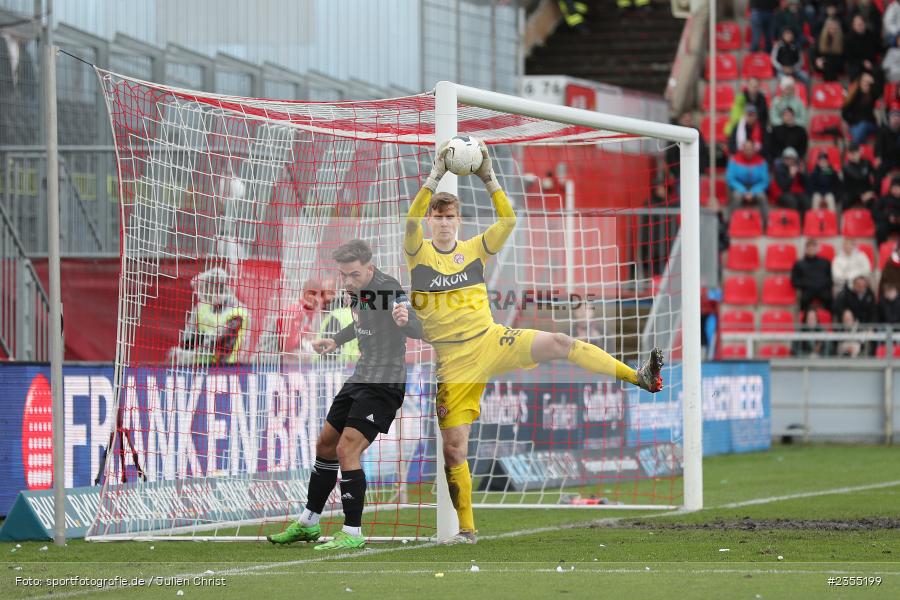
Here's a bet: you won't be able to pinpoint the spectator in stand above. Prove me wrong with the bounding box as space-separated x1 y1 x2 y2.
774 146 811 212
832 238 873 290
876 109 900 178
791 238 834 311
845 14 882 80
751 0 780 52
851 0 883 42
842 141 878 210
726 139 771 222
792 308 832 357
770 76 808 127
770 106 809 159
668 111 711 173
808 149 843 210
884 0 900 46
834 275 878 325
726 77 770 133
883 36 900 82
728 104 767 156
774 0 808 41
771 27 809 82
842 72 881 145
814 17 845 81
879 281 900 323
875 176 900 242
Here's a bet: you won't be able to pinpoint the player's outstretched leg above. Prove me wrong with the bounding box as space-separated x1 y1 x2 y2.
314 426 370 551
635 347 665 393
268 424 340 545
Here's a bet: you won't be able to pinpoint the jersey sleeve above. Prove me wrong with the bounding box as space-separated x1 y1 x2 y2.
478 188 517 258
404 187 432 261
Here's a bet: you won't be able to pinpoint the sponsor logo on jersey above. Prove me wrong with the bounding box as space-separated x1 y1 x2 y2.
436 404 449 419
366 414 375 422
341 492 354 500
453 253 465 264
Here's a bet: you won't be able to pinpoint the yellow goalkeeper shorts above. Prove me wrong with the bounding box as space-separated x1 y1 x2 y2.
433 323 539 430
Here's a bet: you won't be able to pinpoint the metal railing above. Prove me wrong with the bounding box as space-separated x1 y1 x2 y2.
0 200 50 360
720 326 898 360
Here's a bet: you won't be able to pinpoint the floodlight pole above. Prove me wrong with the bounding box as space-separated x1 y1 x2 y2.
41 0 66 545
433 81 461 542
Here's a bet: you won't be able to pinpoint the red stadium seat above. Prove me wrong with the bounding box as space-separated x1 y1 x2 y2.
725 242 761 271
720 344 749 359
857 243 875 268
879 241 897 269
716 21 742 51
701 114 728 144
817 242 835 262
811 82 845 109
706 53 739 80
766 209 802 237
876 344 900 358
807 145 842 172
742 52 774 79
809 113 843 141
703 83 736 112
842 208 876 237
760 309 796 332
859 144 876 163
803 209 839 237
814 307 833 328
728 209 764 238
723 275 759 305
762 275 796 305
758 343 792 358
720 309 756 332
700 176 728 206
764 243 798 272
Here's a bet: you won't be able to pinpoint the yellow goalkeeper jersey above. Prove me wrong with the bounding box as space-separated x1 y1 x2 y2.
404 187 516 345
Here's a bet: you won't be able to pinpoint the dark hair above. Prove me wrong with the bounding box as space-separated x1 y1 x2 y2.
428 191 461 216
332 239 373 264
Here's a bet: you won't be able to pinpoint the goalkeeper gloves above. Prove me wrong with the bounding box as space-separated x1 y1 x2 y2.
475 139 501 195
424 140 450 192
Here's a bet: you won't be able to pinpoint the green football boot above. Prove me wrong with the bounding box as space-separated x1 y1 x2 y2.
313 530 366 551
267 521 321 545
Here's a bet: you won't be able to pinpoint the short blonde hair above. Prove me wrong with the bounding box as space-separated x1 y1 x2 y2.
428 192 461 216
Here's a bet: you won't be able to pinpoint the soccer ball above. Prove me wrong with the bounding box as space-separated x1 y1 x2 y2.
444 135 483 176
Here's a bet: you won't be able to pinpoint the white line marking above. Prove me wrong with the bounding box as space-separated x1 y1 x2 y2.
28 478 900 599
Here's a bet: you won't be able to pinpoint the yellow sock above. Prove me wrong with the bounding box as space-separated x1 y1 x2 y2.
568 339 637 385
445 462 475 532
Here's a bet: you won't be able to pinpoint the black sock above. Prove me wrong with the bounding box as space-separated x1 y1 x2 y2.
305 456 339 514
339 469 367 528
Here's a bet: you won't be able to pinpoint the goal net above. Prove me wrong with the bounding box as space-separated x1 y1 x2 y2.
86 72 701 542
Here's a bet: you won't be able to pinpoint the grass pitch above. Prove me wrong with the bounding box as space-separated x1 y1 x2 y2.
2 445 899 599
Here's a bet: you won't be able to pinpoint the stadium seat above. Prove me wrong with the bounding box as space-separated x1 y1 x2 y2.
814 307 833 328
720 308 755 332
875 344 900 358
817 242 835 262
725 242 761 271
809 113 843 141
703 83 736 112
807 145 842 172
766 208 802 237
728 209 764 238
879 240 897 269
758 343 791 358
842 208 876 237
859 144 876 163
716 21 742 51
705 53 739 80
700 176 727 206
742 52 774 79
720 344 749 359
764 243 798 272
803 209 839 237
723 275 759 305
857 242 875 268
760 309 796 332
762 275 796 305
701 114 728 144
811 82 845 109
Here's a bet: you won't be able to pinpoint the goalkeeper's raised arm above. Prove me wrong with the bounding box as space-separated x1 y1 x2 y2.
474 139 517 254
404 141 447 257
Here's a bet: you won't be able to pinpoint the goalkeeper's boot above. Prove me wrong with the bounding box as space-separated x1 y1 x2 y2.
440 529 477 545
313 530 366 551
635 348 664 393
267 521 321 545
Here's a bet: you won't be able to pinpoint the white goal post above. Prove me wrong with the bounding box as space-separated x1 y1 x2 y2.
85 72 702 543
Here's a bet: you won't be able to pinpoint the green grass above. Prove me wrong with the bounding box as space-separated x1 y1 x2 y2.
2 445 900 599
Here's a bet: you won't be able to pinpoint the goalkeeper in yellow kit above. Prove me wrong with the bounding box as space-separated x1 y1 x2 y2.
405 139 664 545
